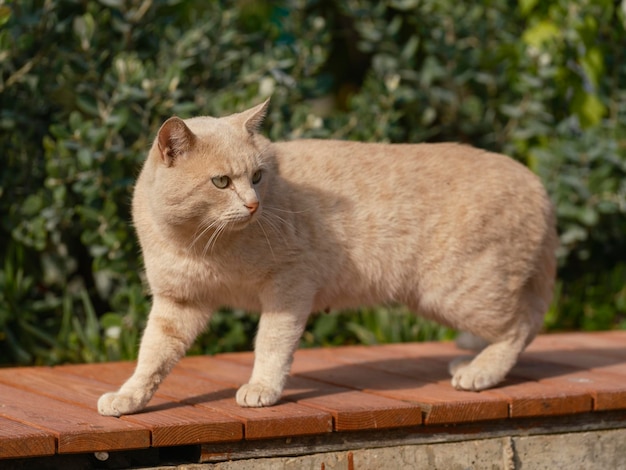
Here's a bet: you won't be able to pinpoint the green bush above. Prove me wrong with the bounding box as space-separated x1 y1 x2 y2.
1 0 624 365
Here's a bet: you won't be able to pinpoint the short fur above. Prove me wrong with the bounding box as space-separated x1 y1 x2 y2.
98 101 557 416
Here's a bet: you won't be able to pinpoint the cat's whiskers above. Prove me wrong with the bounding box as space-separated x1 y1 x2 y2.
259 210 292 248
188 217 221 254
264 208 296 233
263 205 309 215
203 221 229 257
256 219 276 262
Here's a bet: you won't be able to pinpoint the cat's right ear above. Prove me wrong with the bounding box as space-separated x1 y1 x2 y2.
242 98 270 136
157 117 196 167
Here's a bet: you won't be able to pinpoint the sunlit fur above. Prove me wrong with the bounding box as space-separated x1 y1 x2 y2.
98 100 557 417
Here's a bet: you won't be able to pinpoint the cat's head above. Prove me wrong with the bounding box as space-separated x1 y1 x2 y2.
144 100 274 245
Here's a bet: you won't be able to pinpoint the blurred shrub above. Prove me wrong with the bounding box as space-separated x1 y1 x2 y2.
0 0 624 365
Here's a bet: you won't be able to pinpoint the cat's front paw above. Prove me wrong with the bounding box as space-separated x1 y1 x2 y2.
98 391 147 417
236 383 282 407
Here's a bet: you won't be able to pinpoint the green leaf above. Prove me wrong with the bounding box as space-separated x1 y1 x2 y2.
73 13 95 50
518 0 540 16
389 0 420 11
99 0 124 7
580 47 604 89
522 20 560 47
21 194 43 216
76 95 99 117
578 206 599 226
572 90 605 128
0 5 12 27
346 322 378 345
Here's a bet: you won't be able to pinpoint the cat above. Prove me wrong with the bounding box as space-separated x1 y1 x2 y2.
98 100 557 417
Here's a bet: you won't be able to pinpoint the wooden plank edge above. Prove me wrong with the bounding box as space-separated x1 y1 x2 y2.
0 416 57 459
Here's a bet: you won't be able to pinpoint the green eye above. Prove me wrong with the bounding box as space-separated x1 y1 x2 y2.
211 175 230 189
252 170 262 184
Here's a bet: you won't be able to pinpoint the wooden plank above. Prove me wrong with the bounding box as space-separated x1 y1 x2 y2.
527 333 626 364
511 358 626 411
524 349 626 380
123 402 242 447
423 335 624 415
65 358 247 395
306 342 461 383
379 335 620 417
524 333 626 391
59 360 137 385
0 382 150 454
0 366 114 409
258 346 427 428
23 365 244 446
174 356 423 431
0 416 56 459
428 333 625 415
67 354 421 432
217 346 510 424
155 364 333 440
420 335 594 418
335 341 592 419
286 347 509 425
529 331 626 353
176 354 255 386
489 378 592 418
282 374 423 431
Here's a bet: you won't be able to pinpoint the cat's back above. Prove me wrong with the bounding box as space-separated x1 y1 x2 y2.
272 138 554 264
273 139 549 215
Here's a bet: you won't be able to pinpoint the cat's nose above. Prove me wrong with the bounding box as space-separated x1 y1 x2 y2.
245 201 259 215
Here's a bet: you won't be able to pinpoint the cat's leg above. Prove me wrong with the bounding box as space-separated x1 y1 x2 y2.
236 305 310 407
98 296 210 416
455 331 489 351
449 334 527 391
450 296 543 392
448 246 555 391
450 269 553 391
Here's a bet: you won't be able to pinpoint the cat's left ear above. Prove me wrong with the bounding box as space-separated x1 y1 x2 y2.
241 99 270 136
157 117 196 167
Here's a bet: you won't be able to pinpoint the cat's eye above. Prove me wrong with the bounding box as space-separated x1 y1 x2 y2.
211 175 230 189
252 170 263 184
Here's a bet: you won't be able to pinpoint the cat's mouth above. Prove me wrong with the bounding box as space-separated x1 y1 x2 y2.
228 208 261 230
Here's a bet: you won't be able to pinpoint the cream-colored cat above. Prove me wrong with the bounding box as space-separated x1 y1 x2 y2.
98 100 557 417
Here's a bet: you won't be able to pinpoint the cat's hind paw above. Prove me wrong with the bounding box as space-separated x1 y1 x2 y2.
450 361 503 391
236 383 282 407
450 339 521 391
98 391 147 417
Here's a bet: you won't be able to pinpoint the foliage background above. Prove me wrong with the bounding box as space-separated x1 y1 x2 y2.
1 0 625 365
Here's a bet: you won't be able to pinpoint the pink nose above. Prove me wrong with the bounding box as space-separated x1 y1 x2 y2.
246 201 259 214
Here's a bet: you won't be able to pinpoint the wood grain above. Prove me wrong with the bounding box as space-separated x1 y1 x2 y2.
289 348 509 425
155 367 333 440
327 341 593 419
283 375 423 431
510 358 626 411
0 366 243 447
188 354 424 431
0 416 56 459
0 382 150 454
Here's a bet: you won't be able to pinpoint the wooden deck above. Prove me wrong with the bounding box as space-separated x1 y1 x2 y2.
1 331 626 466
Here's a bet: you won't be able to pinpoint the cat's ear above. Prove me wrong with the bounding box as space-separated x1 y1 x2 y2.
241 99 270 136
157 117 196 167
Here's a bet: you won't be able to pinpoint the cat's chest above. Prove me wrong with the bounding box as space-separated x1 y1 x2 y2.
146 247 265 309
